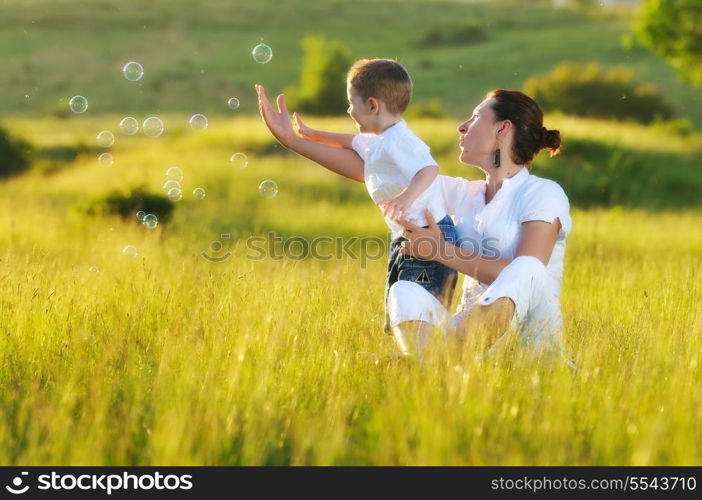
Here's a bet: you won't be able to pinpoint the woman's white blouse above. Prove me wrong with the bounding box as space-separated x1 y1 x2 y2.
438 167 572 311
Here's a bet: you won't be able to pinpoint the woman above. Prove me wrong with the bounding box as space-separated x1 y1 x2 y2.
255 85 572 362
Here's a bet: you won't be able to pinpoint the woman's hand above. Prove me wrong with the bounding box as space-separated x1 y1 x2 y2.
255 84 299 148
397 209 446 262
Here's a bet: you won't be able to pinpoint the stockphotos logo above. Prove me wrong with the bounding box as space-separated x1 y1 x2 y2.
5 472 29 494
3 471 193 495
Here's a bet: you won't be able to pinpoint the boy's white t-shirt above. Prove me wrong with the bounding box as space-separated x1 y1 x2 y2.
351 120 447 239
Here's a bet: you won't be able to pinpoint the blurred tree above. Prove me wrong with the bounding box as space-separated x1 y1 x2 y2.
84 185 175 223
0 126 32 179
525 62 674 123
285 36 353 115
635 0 702 86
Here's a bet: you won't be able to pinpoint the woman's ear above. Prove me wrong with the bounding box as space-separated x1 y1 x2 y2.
496 120 512 139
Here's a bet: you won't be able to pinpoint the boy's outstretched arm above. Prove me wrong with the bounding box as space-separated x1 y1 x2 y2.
380 165 439 221
294 113 355 149
256 84 364 183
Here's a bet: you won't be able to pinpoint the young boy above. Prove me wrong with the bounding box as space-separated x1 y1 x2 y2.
293 58 457 334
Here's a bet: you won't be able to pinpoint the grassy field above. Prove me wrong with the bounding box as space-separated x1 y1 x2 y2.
2 0 701 128
0 113 701 465
1 0 701 467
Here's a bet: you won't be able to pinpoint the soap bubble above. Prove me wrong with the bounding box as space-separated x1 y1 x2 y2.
192 187 206 200
119 116 139 135
122 245 138 258
230 152 248 169
143 116 164 137
162 179 181 191
122 61 144 81
165 166 183 182
89 266 100 274
167 187 182 201
227 97 240 110
136 210 146 221
69 95 88 114
252 43 273 64
189 113 208 131
97 130 115 148
143 214 158 229
98 152 114 166
259 179 278 199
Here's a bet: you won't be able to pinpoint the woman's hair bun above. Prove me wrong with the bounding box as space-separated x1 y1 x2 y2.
543 127 561 157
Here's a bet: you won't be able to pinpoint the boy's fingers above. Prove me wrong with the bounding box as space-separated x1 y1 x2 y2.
387 206 395 220
293 112 303 128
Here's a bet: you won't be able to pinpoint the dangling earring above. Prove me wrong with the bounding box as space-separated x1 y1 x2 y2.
493 148 501 168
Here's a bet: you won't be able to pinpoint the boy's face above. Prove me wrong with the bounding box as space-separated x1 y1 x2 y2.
347 84 374 133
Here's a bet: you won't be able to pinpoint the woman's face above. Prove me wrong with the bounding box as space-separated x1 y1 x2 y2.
457 98 500 166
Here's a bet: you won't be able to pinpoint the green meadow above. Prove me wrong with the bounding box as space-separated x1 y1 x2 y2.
1 114 701 465
1 0 701 465
2 0 701 126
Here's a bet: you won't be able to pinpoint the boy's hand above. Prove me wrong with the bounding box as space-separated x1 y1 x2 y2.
293 112 316 140
378 190 417 222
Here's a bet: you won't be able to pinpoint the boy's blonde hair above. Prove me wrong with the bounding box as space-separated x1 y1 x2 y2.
347 58 413 114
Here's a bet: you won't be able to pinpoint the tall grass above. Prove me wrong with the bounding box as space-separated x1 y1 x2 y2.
0 115 700 465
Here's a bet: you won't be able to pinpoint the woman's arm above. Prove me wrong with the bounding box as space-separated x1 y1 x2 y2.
256 85 364 183
397 210 560 285
434 244 511 285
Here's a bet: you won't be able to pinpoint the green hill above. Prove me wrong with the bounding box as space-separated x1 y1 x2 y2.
2 0 701 128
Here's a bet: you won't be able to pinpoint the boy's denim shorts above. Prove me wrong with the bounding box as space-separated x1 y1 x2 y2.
383 214 458 334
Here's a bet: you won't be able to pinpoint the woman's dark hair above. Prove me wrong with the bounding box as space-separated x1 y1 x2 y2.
487 89 561 165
